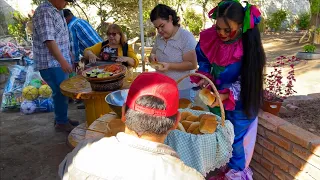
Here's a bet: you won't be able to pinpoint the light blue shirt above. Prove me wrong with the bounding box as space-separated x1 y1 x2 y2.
68 17 102 62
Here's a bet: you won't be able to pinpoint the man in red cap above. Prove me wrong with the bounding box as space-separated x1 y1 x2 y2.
59 72 204 180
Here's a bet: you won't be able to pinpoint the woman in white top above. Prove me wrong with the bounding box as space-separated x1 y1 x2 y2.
149 4 198 101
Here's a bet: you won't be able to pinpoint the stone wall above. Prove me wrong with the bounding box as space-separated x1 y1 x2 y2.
250 111 320 179
258 0 310 18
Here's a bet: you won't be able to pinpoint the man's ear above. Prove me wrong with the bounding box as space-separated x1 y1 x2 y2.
121 105 126 123
172 112 181 130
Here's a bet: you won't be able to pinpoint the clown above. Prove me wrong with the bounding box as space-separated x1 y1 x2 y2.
191 0 266 179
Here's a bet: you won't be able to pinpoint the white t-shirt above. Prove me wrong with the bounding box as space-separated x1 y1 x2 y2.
152 28 197 90
59 133 204 180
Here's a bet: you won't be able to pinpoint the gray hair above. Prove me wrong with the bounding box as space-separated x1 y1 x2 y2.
125 95 177 135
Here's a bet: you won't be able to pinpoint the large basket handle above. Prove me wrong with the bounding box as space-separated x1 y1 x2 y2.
176 73 225 127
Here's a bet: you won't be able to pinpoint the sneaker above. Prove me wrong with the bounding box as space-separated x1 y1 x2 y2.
55 123 75 132
68 119 80 126
76 103 85 109
54 119 80 127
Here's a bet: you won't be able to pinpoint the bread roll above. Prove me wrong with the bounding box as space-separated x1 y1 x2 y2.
187 122 200 133
177 123 186 132
192 127 202 135
181 121 193 130
180 111 192 121
179 98 192 109
191 106 204 111
199 114 218 134
186 115 199 122
199 88 216 106
150 61 164 69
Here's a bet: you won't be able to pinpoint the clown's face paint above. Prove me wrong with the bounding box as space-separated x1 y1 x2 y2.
216 17 242 42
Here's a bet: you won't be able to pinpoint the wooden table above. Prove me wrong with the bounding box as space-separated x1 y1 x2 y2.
0 57 24 66
68 113 119 148
60 72 139 126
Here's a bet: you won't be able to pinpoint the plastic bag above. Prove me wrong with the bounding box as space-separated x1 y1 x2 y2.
19 66 54 115
1 65 27 111
23 66 43 88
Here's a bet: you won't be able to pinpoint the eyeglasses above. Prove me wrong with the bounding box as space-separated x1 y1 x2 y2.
107 32 118 37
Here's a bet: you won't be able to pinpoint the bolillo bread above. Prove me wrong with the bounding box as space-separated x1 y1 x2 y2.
181 121 193 130
177 123 186 132
192 127 202 135
191 106 204 111
150 61 164 69
187 122 200 133
186 115 199 122
180 111 192 121
179 98 192 109
199 88 216 106
199 114 218 134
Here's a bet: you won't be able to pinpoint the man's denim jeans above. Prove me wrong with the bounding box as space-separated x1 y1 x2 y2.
40 67 69 124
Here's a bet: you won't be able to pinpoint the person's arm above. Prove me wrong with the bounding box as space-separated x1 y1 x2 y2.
83 42 103 63
148 36 158 62
126 45 139 68
45 41 72 73
83 42 102 58
165 50 197 71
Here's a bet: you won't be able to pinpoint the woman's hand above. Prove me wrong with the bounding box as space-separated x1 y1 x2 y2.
116 56 135 67
156 62 170 72
88 52 100 63
208 93 229 108
115 56 128 63
197 79 210 89
148 54 158 63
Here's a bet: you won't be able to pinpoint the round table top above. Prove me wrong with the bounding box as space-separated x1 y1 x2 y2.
60 73 139 99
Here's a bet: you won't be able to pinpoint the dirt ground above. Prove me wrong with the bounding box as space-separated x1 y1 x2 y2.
0 104 86 180
280 98 320 137
0 32 320 180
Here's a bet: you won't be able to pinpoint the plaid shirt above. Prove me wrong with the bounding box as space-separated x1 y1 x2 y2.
32 1 71 71
68 17 102 62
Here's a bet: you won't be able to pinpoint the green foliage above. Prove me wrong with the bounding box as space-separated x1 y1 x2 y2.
266 9 288 31
31 0 45 5
258 16 266 32
297 13 311 30
0 66 9 74
303 44 317 53
7 11 30 43
310 0 320 15
183 8 203 35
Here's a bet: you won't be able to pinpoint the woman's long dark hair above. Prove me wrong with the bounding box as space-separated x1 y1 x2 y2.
217 1 266 118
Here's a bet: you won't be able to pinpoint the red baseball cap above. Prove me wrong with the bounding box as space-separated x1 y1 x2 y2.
126 72 179 117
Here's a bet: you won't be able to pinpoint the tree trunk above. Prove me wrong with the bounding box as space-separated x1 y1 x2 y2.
73 2 90 23
202 0 209 29
299 30 309 43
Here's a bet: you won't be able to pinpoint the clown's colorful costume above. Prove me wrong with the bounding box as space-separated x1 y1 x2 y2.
191 27 258 179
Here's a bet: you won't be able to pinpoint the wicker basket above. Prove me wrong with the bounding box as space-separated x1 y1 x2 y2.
82 64 127 92
89 75 125 91
164 73 234 175
82 64 127 82
176 73 225 125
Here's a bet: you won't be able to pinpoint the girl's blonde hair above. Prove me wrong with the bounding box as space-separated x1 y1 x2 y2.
107 24 127 46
